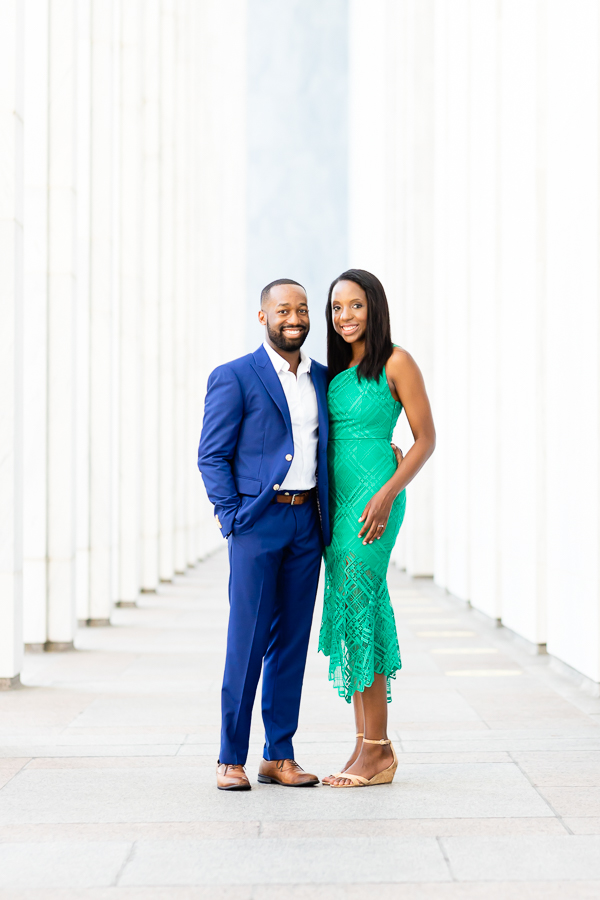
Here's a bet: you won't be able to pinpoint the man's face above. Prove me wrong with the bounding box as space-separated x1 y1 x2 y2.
259 284 310 352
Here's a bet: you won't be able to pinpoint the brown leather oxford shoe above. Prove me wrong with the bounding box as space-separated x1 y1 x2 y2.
257 758 319 787
216 761 251 791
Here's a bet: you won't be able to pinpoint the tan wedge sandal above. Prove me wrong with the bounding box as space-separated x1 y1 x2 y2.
321 734 363 786
329 738 398 788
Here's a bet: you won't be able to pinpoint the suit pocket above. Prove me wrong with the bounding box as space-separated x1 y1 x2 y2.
235 476 262 497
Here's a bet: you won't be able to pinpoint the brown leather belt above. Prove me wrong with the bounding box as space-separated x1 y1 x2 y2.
275 489 314 506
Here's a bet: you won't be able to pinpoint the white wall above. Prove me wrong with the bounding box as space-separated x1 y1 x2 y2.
0 0 247 683
348 0 600 684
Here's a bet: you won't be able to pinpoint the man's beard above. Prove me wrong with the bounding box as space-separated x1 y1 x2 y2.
267 322 309 351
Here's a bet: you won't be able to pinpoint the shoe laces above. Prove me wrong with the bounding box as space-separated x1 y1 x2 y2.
277 759 301 771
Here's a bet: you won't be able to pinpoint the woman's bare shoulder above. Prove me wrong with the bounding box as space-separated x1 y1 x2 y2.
388 345 418 373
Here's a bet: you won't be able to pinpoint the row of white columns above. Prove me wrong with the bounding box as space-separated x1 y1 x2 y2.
348 0 600 684
0 0 247 686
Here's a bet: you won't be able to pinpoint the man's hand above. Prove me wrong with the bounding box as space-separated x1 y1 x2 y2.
357 443 404 545
391 442 404 467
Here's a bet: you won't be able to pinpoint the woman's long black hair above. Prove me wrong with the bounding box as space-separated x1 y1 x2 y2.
325 268 394 382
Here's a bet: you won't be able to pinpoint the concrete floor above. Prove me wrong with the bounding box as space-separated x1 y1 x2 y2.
2 551 600 899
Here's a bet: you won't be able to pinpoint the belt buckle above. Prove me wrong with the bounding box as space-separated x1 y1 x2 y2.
290 493 297 506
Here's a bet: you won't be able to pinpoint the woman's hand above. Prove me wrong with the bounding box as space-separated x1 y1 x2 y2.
358 489 395 544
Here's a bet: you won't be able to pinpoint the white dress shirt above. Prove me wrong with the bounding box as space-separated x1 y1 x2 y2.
263 341 319 490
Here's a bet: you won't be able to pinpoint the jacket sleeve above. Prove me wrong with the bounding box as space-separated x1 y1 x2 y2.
197 365 243 537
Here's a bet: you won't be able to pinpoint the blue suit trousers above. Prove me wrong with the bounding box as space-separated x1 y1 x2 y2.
220 496 323 765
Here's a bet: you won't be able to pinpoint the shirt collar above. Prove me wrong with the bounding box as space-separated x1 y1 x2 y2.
263 341 312 376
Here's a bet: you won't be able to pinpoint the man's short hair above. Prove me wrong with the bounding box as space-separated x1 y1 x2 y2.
260 278 306 307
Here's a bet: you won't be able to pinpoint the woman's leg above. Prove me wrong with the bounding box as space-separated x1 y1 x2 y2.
332 674 393 785
322 692 365 783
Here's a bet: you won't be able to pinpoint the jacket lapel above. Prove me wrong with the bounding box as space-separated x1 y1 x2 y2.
251 345 293 435
310 362 329 445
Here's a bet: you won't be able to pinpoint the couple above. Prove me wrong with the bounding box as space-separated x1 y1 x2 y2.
198 269 435 790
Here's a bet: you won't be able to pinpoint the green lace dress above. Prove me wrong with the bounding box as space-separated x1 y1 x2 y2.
319 363 406 703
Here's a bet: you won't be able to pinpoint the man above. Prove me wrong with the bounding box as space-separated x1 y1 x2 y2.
198 279 330 790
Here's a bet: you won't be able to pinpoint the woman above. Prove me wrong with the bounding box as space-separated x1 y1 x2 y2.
319 269 436 787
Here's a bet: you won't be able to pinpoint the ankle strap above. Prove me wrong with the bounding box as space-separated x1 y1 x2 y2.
363 738 391 745
356 733 364 738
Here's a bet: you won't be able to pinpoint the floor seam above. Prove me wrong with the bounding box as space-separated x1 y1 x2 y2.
114 839 137 886
0 759 32 791
436 835 456 881
508 751 574 834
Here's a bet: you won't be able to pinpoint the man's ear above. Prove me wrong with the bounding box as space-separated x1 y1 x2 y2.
258 309 266 326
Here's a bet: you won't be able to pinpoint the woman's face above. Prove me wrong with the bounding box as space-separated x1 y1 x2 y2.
331 280 368 344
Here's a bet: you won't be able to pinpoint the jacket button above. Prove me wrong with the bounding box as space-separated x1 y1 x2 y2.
273 484 280 491
285 454 293 461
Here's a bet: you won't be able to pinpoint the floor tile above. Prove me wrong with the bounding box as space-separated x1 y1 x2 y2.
120 837 450 885
563 818 600 834
535 787 600 816
260 816 566 838
511 757 600 786
0 841 131 887
444 835 600 880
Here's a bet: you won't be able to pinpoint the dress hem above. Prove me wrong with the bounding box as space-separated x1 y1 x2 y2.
318 646 402 704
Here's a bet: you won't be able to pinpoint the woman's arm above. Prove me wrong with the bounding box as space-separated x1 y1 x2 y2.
358 347 436 544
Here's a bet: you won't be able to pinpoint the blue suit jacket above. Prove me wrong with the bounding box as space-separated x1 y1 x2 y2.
198 345 331 545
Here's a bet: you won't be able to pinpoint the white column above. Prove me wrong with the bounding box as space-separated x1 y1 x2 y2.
401 0 436 578
497 0 546 645
158 0 175 582
88 0 115 624
185 0 198 568
216 0 248 368
0 0 24 687
467 0 501 620
22 0 49 649
173 0 187 576
388 0 409 570
545 0 599 679
431 0 449 588
46 0 78 650
192 0 248 560
194 0 213 559
140 0 160 591
75 0 92 624
110 0 121 608
434 0 470 601
348 0 387 275
117 0 141 606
